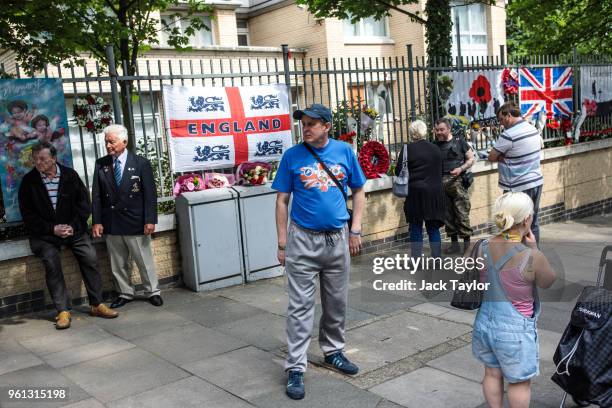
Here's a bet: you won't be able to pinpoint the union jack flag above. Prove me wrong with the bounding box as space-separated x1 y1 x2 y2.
519 67 574 118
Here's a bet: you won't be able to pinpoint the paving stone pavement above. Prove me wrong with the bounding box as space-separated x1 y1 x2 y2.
0 213 609 407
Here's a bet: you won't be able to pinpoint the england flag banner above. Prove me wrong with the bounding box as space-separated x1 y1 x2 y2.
163 84 292 172
519 67 573 119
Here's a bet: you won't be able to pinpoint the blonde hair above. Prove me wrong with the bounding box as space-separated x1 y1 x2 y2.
493 192 534 232
409 120 428 140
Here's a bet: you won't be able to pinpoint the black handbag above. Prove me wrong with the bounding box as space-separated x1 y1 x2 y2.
450 239 485 310
303 143 352 228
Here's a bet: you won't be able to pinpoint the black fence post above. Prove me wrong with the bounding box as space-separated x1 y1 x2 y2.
281 44 298 144
572 47 579 119
499 45 505 66
105 45 123 125
406 44 417 122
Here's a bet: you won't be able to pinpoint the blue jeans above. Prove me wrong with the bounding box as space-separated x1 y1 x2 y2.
505 185 542 244
409 221 441 258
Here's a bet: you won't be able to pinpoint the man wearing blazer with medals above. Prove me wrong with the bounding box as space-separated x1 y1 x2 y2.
92 124 163 308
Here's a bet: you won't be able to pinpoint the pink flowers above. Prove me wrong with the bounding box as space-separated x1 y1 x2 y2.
173 172 236 196
173 174 205 197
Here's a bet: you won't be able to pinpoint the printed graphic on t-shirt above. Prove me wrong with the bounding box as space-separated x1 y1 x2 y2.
299 162 346 192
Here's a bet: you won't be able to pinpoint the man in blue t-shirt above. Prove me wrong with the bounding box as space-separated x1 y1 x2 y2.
272 103 366 400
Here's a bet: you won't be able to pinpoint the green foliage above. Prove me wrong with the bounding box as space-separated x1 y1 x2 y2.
425 0 452 66
295 0 423 23
331 100 357 136
507 0 612 57
135 139 175 214
0 0 215 76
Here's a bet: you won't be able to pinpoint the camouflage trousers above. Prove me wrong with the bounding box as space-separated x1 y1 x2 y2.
442 175 473 239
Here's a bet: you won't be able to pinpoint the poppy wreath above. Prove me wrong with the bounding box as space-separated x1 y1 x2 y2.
358 141 390 179
73 94 113 134
501 68 519 95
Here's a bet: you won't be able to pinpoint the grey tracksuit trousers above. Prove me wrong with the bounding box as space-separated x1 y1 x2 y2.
284 222 351 372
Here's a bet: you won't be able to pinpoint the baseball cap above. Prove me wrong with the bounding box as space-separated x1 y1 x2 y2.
293 104 332 123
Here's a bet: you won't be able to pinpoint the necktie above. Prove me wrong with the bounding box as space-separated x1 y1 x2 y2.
114 158 122 186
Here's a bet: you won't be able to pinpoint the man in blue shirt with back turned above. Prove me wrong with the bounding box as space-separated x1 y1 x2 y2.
273 104 366 400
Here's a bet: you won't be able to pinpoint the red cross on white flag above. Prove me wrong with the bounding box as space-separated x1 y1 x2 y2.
163 84 293 172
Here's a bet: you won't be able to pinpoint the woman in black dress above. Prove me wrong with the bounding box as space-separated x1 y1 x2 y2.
395 120 444 258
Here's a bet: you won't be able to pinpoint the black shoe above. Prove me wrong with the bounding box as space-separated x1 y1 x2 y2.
110 297 133 309
149 295 163 307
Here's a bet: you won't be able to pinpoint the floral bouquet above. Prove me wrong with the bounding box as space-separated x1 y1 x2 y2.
204 172 235 189
236 161 272 186
501 68 519 95
338 131 357 144
173 173 205 197
583 99 598 117
360 105 378 129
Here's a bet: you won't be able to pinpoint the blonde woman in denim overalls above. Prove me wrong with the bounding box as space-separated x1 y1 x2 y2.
471 192 556 407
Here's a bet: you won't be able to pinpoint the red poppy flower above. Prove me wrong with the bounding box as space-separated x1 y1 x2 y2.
546 119 560 130
469 75 492 105
560 118 572 132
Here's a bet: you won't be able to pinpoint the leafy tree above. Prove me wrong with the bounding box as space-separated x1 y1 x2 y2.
0 0 215 149
507 0 612 57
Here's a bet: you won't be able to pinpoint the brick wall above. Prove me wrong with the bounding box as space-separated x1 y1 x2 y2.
1 142 610 317
358 141 611 253
0 231 180 318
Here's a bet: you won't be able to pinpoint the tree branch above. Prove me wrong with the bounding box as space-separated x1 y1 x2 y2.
103 0 119 15
374 0 427 24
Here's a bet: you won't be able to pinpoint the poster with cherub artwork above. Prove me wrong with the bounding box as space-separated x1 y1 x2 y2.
0 79 73 222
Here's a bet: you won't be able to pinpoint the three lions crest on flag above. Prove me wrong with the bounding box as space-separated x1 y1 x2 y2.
163 84 292 172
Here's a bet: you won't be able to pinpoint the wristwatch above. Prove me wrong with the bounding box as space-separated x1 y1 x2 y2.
349 230 362 237
278 244 286 251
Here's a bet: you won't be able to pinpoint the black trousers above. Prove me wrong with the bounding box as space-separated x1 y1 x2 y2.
29 233 104 312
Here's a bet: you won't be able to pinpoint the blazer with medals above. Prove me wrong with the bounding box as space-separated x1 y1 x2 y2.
92 152 157 235
18 163 91 245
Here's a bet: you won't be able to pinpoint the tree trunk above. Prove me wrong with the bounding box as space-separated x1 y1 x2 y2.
119 79 136 152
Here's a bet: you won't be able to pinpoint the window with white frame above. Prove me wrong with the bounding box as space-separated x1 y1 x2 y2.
450 1 487 59
343 16 388 38
159 15 213 48
237 19 249 46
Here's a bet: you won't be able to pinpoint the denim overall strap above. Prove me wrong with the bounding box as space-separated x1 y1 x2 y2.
482 240 539 320
494 243 528 271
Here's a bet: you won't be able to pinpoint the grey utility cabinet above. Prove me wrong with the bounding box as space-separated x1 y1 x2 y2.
232 184 283 282
175 188 244 291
